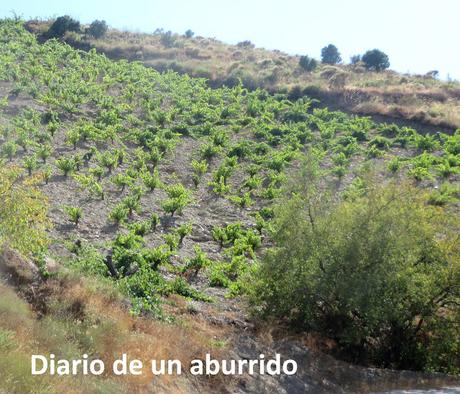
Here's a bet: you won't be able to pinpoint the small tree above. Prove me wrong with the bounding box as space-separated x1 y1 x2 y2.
299 55 318 72
321 44 341 64
185 29 194 38
48 15 80 38
88 20 108 39
362 49 390 71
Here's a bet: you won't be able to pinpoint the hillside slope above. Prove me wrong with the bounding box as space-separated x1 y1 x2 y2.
1 19 459 392
26 20 460 130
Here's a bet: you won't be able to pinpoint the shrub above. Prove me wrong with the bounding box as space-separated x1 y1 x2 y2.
160 31 176 48
142 246 171 270
98 150 117 173
2 141 17 161
299 55 318 72
47 15 80 38
369 136 392 150
88 20 108 39
121 194 141 216
112 173 133 192
55 157 76 177
350 54 361 64
249 160 460 372
183 245 211 276
161 184 192 216
109 204 129 225
321 44 341 64
64 205 83 226
236 40 255 49
184 29 194 38
37 145 52 163
150 213 160 231
167 277 211 301
89 166 104 181
163 232 179 251
0 166 50 254
176 222 193 244
23 155 37 176
362 49 390 71
41 165 52 184
387 157 401 173
199 142 220 161
129 220 151 236
229 192 252 208
142 170 161 191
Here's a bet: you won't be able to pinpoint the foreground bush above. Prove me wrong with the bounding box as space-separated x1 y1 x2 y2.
248 159 460 373
0 166 50 254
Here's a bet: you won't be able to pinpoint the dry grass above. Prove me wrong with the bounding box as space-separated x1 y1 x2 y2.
0 266 232 394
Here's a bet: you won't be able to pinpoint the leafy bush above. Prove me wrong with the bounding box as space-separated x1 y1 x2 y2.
129 220 151 236
142 170 161 191
321 44 341 64
176 222 193 243
55 157 76 177
0 166 50 254
299 55 318 72
249 161 460 372
109 204 129 225
183 245 211 276
23 155 37 176
161 184 192 216
362 49 390 71
2 141 17 161
163 232 179 251
160 31 176 48
121 194 141 216
47 15 80 38
88 20 108 39
64 205 83 226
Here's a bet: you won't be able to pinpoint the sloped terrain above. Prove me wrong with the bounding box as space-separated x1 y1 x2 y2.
26 20 460 130
0 20 459 393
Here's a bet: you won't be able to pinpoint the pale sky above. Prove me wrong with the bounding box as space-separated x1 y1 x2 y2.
1 0 459 80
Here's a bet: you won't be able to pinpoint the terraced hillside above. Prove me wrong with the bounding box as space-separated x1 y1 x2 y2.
0 19 459 393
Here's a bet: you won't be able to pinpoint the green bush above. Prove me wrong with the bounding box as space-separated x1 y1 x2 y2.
183 245 211 276
248 160 460 372
299 55 318 72
55 157 76 177
362 49 390 71
321 44 341 64
47 15 80 38
64 205 83 226
161 184 192 217
88 20 108 39
109 204 129 225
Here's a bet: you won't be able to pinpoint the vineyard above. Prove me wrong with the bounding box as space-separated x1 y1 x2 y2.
0 19 459 391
